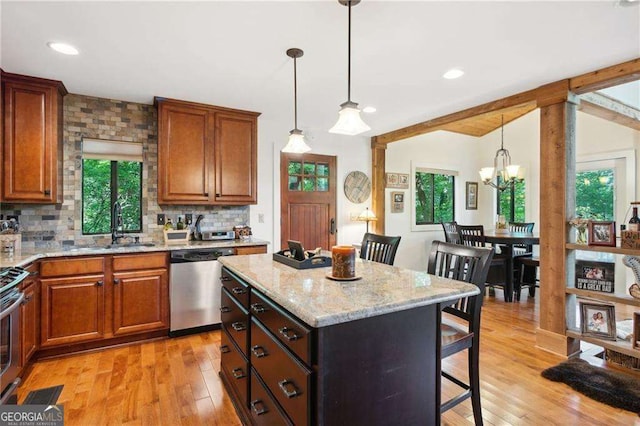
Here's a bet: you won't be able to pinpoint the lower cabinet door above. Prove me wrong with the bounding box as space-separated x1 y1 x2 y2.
250 318 311 426
220 329 249 406
250 368 292 426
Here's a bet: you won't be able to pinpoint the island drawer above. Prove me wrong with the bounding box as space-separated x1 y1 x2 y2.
250 290 312 365
250 368 293 426
220 329 248 407
221 288 249 357
221 268 249 309
251 318 311 426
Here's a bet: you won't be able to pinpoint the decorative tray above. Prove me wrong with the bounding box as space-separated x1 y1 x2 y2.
273 250 332 270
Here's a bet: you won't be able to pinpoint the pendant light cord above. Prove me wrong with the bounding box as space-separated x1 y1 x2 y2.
293 55 298 129
500 114 504 150
347 0 352 102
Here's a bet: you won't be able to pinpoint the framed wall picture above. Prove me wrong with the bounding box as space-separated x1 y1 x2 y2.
580 302 616 340
588 220 616 247
391 191 404 213
386 172 409 189
466 182 478 210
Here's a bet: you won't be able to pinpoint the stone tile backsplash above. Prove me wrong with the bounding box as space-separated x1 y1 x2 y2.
1 94 249 251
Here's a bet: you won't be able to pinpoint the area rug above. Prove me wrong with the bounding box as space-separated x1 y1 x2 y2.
541 358 640 414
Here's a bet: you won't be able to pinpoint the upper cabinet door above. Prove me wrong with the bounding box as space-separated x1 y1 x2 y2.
2 74 66 203
157 100 214 204
214 111 258 204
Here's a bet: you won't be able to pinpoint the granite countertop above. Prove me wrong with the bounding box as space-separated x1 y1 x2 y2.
0 237 269 268
218 254 480 328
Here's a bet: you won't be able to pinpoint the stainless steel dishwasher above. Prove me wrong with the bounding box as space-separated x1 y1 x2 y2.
169 247 235 336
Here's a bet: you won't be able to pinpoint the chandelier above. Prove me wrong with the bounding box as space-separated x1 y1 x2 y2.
479 115 520 191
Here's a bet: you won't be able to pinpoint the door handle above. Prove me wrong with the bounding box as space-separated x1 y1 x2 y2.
330 218 336 235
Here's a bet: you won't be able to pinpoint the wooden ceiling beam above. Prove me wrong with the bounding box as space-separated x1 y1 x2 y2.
578 92 640 131
569 58 640 94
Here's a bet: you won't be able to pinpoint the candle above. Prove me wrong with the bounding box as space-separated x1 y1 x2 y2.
332 246 356 278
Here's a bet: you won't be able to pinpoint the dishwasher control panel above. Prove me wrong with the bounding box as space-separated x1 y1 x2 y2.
170 247 235 263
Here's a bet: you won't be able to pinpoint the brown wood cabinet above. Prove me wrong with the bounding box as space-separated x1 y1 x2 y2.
155 97 259 205
39 252 169 350
2 72 66 203
235 245 267 256
19 263 39 367
112 252 169 335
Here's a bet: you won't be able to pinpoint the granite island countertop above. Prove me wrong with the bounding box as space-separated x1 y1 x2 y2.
218 253 479 328
0 237 270 268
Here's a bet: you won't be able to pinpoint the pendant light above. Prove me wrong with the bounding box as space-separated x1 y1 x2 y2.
282 48 311 154
479 115 521 191
329 0 370 136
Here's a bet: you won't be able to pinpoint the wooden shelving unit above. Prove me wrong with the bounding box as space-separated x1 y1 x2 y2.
566 243 640 360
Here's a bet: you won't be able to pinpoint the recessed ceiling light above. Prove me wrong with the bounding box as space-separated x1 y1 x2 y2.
362 106 377 113
443 68 464 79
47 42 79 55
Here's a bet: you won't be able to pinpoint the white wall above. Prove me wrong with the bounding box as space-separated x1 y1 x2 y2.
250 117 371 253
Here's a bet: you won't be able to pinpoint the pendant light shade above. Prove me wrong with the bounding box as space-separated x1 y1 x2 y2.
329 0 370 136
282 48 311 154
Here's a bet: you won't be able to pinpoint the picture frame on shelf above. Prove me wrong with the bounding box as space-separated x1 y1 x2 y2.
575 260 615 293
588 220 616 247
465 182 478 210
580 302 616 340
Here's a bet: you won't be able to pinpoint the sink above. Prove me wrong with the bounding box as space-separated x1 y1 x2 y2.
105 242 156 249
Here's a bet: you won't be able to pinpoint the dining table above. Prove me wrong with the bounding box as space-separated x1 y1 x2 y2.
484 230 540 302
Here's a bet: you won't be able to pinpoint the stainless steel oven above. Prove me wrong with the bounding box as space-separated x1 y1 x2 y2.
0 267 29 404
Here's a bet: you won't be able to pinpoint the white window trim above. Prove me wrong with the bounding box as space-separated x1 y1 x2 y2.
411 161 459 232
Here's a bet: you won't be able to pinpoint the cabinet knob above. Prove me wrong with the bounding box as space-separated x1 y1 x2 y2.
44 189 51 196
220 276 232 282
250 303 266 314
231 287 246 295
220 306 231 313
231 321 246 332
113 278 120 285
204 193 209 197
231 368 246 379
251 345 267 358
278 326 300 341
96 280 104 286
220 344 231 354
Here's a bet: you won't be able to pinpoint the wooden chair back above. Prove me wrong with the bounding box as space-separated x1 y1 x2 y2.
456 224 486 247
359 233 401 266
509 222 535 254
441 221 461 244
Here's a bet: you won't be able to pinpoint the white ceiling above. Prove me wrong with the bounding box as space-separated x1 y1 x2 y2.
1 0 639 137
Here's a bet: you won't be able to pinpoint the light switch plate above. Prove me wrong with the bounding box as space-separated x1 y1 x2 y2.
157 214 165 226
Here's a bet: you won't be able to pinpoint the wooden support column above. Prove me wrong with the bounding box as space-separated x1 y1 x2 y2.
371 137 386 235
536 92 581 357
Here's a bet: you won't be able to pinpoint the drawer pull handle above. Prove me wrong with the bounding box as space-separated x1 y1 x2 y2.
251 345 267 358
220 276 232 282
251 303 266 314
220 306 231 313
220 345 231 354
278 327 299 341
250 399 268 416
231 322 246 332
278 380 300 398
232 287 246 295
232 368 245 379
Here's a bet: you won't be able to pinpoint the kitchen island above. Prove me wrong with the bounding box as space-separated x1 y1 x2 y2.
218 254 479 426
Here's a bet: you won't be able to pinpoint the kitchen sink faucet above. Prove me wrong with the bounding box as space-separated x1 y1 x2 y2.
111 201 124 244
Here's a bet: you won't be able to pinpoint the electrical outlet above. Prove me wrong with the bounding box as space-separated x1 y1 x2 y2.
157 214 165 226
185 213 193 224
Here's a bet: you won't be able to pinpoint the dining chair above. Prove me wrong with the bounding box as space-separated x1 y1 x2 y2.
515 255 540 301
359 233 401 266
508 222 535 256
427 240 494 426
441 221 461 244
457 224 512 302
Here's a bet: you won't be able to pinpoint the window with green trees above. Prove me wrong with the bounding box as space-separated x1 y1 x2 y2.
415 170 455 225
575 169 614 220
82 159 142 234
497 178 526 222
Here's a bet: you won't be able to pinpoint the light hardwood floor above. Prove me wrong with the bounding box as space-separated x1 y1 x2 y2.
17 294 640 425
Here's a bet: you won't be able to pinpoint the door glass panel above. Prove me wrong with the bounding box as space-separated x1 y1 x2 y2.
303 163 316 175
303 177 315 191
317 163 329 176
317 178 329 192
288 161 302 175
288 176 301 191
